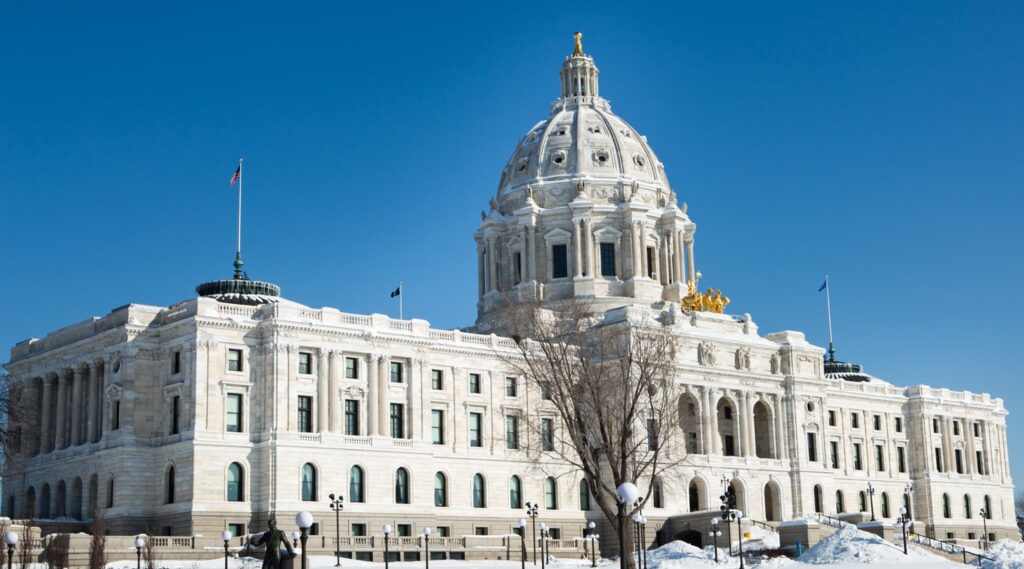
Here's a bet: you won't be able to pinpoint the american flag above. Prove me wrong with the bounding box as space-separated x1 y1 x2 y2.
230 166 241 185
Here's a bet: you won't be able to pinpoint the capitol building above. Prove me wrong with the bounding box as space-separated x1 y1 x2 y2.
2 37 1017 551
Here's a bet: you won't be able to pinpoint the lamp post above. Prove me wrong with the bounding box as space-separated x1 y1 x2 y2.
538 523 547 569
296 511 314 569
980 508 989 551
329 493 344 567
895 506 910 555
631 514 642 569
720 482 743 569
709 518 721 563
903 482 914 522
525 502 540 565
640 516 648 569
291 531 301 549
587 521 597 568
134 536 145 569
615 483 640 569
383 524 392 569
866 482 876 522
3 532 17 569
519 519 527 569
423 527 431 569
220 530 232 569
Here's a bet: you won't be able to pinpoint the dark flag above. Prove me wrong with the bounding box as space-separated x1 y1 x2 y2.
390 286 401 298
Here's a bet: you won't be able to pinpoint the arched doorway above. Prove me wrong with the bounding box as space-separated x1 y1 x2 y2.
70 477 83 520
763 481 782 521
676 530 702 549
688 479 705 512
678 392 703 454
813 485 823 514
717 397 738 456
753 401 774 459
729 479 747 513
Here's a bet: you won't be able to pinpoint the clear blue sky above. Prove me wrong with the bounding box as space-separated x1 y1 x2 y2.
2 2 1022 487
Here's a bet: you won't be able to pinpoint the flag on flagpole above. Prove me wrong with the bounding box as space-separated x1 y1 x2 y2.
818 279 828 292
390 286 401 298
230 166 241 185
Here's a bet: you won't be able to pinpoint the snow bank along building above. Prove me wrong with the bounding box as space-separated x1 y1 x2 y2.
3 37 1016 550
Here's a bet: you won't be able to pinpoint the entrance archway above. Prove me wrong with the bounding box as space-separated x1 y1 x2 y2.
753 401 775 458
678 392 703 454
763 481 782 521
716 397 738 456
676 530 702 549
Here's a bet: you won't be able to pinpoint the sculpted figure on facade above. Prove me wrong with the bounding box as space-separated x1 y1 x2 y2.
698 341 716 367
735 347 751 371
769 352 781 375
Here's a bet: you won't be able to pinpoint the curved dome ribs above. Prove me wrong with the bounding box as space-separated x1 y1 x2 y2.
474 37 698 326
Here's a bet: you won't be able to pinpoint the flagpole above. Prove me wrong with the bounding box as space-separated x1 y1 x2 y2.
234 158 244 279
824 274 835 361
399 281 404 320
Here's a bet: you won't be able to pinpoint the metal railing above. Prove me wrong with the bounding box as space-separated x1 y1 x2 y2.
909 534 994 565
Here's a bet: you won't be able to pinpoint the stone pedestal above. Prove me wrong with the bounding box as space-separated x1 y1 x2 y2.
778 519 821 553
857 521 895 541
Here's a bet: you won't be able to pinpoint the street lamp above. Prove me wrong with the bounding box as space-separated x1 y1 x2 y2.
291 531 301 549
866 482 877 522
296 511 314 569
632 514 642 569
720 483 743 569
423 527 431 569
709 518 721 563
980 508 989 551
134 536 145 569
587 521 597 568
3 532 17 569
525 502 540 565
640 516 648 569
220 530 232 569
615 483 640 569
519 519 528 569
895 506 910 555
538 523 548 569
383 524 392 569
329 493 344 567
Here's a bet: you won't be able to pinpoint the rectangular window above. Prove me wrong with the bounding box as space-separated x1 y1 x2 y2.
955 449 964 474
351 524 367 537
469 373 482 394
953 421 961 436
228 349 243 372
505 376 517 397
345 357 358 379
933 418 939 434
469 412 483 447
973 422 981 437
935 447 944 472
895 417 903 433
851 413 860 429
873 415 882 431
474 527 489 536
112 400 120 430
344 399 359 435
725 435 736 457
170 395 180 435
298 396 313 433
505 415 519 450
390 403 405 438
600 243 616 277
226 393 243 432
436 526 450 538
646 418 659 451
852 443 862 470
552 244 569 279
828 410 836 427
298 352 312 375
513 252 522 285
431 369 444 390
548 528 561 539
172 351 181 375
540 382 551 400
875 444 885 471
432 410 445 444
227 523 246 538
897 447 907 473
646 247 656 278
541 418 554 451
390 362 403 383
807 433 817 462
397 524 412 537
976 450 984 475
830 440 840 469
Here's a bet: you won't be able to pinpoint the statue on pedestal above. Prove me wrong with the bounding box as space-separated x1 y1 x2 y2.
253 516 295 569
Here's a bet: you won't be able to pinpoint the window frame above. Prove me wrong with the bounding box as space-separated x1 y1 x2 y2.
226 393 244 433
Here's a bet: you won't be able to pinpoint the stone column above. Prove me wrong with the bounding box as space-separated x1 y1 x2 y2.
71 365 85 446
477 247 485 300
316 349 328 433
631 222 642 278
942 416 954 472
585 219 595 277
366 354 379 436
328 351 341 433
54 371 68 450
526 224 537 282
676 230 686 283
40 375 54 453
410 359 423 441
772 395 784 460
572 220 583 277
686 239 695 282
639 224 648 278
964 420 976 476
699 386 712 455
86 363 99 443
486 237 497 292
708 389 720 455
377 356 389 436
740 391 753 457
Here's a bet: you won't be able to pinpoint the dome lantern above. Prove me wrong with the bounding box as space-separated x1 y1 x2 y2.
560 32 600 103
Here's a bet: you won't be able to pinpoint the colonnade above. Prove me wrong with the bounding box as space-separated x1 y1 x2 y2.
684 386 787 461
29 360 106 456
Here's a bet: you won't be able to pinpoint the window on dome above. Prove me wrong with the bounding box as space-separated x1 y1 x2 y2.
552 244 568 279
646 247 656 278
600 243 616 277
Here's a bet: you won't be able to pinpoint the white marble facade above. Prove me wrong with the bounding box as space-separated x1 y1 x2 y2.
2 39 1017 546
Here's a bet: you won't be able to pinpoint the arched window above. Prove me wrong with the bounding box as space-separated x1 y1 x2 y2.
544 477 558 510
166 466 176 504
106 477 114 509
301 464 317 502
964 495 972 519
813 485 823 514
40 484 51 519
984 495 992 519
23 487 35 520
395 468 410 504
903 493 913 520
434 472 447 507
881 493 890 518
472 474 486 508
227 463 244 502
509 476 522 509
350 466 365 503
942 494 951 518
835 490 845 514
579 480 591 511
652 480 664 508
858 491 868 513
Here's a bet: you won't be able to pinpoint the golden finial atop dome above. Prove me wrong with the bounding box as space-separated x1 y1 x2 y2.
572 31 585 57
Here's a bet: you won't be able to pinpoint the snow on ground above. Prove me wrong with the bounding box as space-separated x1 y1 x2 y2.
980 540 1024 569
797 524 952 566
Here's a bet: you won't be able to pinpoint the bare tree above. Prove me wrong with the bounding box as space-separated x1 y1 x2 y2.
1015 491 1023 517
88 506 107 569
0 375 27 467
17 522 35 568
497 299 683 569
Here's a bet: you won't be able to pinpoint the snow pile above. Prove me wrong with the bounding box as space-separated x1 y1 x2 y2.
644 539 719 568
981 540 1024 569
744 524 781 550
797 524 939 565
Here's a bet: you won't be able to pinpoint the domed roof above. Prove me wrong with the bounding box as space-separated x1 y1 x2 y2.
493 35 674 213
